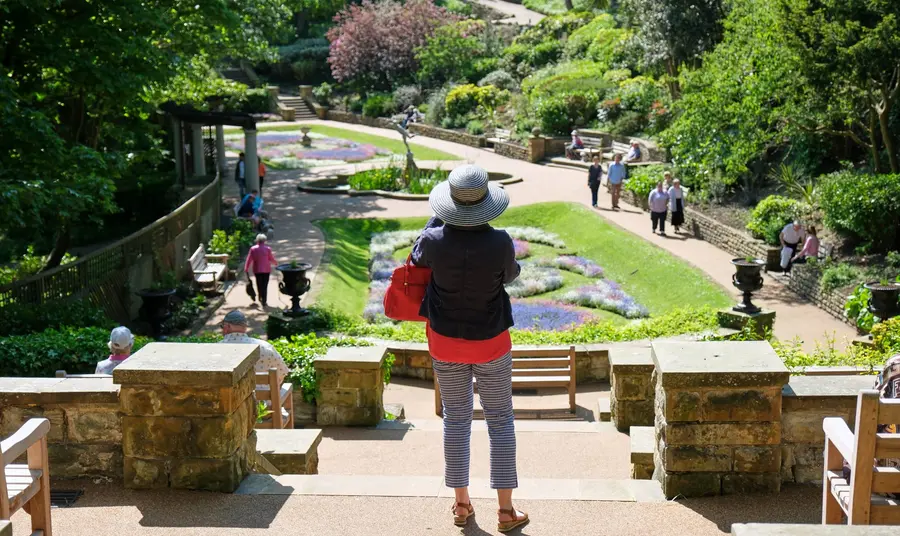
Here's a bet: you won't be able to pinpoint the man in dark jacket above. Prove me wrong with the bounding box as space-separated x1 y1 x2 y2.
587 155 603 208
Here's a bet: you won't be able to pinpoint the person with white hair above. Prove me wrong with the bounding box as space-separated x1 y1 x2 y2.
95 326 134 374
244 233 278 307
566 129 584 160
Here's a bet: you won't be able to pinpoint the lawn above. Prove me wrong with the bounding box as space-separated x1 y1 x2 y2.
312 202 732 322
224 123 458 162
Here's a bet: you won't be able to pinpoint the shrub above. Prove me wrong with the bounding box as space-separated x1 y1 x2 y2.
393 85 422 112
819 171 900 253
466 119 485 135
348 165 403 191
501 12 593 76
845 284 875 332
425 87 450 125
0 246 77 286
597 76 668 136
0 300 112 337
821 263 861 292
445 84 508 122
313 82 333 106
624 165 666 198
522 61 613 99
362 93 395 117
415 20 487 85
271 333 374 403
533 91 599 136
745 195 809 246
564 14 617 59
478 70 517 91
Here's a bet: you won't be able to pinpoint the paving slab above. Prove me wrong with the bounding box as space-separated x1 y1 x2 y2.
732 525 900 536
630 426 654 465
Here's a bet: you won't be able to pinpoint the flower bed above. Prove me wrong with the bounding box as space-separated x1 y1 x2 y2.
506 264 565 298
511 300 594 331
538 255 604 277
224 130 392 169
561 281 649 318
299 168 520 199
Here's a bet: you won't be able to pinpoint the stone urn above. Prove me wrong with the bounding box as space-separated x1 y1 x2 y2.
300 126 312 147
136 288 176 339
864 281 900 322
277 262 312 317
731 258 765 314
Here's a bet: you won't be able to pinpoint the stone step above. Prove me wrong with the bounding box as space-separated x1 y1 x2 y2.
547 156 592 170
256 429 323 475
629 426 654 480
597 397 611 422
236 474 666 502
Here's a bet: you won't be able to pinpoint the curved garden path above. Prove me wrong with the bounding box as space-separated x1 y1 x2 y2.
205 119 854 351
473 0 545 25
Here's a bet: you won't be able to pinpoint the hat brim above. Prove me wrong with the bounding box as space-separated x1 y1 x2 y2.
429 181 509 227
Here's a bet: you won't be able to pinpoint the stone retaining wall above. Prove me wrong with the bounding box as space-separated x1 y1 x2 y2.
609 347 655 431
494 140 529 161
407 123 487 148
0 377 123 479
782 264 853 325
325 110 394 130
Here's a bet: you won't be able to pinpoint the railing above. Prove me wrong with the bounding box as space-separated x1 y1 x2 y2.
0 176 221 320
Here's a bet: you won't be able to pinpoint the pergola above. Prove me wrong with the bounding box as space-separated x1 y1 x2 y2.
159 102 262 192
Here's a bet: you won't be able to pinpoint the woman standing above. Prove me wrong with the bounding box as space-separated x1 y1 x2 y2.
587 155 603 208
411 165 528 533
668 178 685 233
244 233 278 308
648 181 670 236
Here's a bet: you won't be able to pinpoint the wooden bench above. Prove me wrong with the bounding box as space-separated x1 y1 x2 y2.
1 418 52 535
823 389 900 525
188 244 229 291
487 128 511 145
255 368 295 430
434 346 577 417
574 135 605 161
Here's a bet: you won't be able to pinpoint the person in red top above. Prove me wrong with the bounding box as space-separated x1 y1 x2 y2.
258 160 267 196
411 165 528 533
244 233 278 308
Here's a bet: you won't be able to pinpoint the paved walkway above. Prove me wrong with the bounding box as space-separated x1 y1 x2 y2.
472 0 545 25
205 119 855 350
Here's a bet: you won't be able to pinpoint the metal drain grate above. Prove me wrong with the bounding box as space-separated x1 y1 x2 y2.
50 489 84 508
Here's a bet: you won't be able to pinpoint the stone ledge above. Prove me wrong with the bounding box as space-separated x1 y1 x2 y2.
597 398 611 421
609 347 653 374
630 426 654 465
782 375 873 399
113 343 258 387
652 341 789 388
0 377 119 405
315 347 386 370
732 524 899 536
256 429 322 474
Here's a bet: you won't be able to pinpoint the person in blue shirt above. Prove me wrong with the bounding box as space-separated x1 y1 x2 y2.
236 190 264 226
607 153 627 209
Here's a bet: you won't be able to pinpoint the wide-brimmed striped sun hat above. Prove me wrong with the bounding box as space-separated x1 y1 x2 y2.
429 165 509 227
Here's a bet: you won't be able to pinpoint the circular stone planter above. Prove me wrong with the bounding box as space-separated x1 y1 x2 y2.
298 170 522 200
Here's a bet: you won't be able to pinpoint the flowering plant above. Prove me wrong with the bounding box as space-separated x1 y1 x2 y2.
501 227 566 248
561 281 649 319
537 255 604 278
505 263 564 298
511 300 594 331
513 239 530 259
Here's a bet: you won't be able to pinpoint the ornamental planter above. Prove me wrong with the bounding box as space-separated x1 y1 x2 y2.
136 288 176 339
277 262 312 317
731 258 765 314
864 281 900 322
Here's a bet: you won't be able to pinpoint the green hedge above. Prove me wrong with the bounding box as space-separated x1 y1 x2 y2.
624 165 666 198
0 301 113 337
820 171 900 253
745 195 808 246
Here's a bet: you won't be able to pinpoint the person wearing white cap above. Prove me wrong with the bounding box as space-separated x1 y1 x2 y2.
566 129 584 160
411 164 528 532
95 326 135 374
219 310 290 400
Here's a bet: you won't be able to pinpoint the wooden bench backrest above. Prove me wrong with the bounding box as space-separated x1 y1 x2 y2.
0 418 51 520
848 390 900 523
510 346 575 377
495 128 511 138
581 136 604 147
189 245 208 272
255 368 281 406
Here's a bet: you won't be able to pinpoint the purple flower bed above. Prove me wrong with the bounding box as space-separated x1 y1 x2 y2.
561 281 649 319
363 280 390 323
369 252 400 281
541 255 604 278
511 300 594 331
513 239 530 259
225 133 391 163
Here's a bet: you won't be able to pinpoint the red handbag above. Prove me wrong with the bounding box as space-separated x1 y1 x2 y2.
383 256 431 322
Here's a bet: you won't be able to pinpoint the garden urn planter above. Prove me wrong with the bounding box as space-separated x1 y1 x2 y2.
300 126 312 147
864 281 900 322
136 288 176 339
277 262 312 317
731 258 765 314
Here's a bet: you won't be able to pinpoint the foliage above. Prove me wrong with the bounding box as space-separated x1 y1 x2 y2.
597 76 670 136
624 165 666 198
347 162 449 194
478 70 518 92
0 247 77 286
532 91 598 136
256 401 273 424
466 119 485 135
0 301 112 337
162 295 207 333
326 0 458 89
773 335 884 373
819 171 900 253
772 164 819 207
313 83 334 106
271 38 331 84
563 14 617 59
415 20 487 86
445 84 509 124
362 94 395 118
745 195 809 246
820 263 860 293
0 327 147 377
425 87 451 126
845 284 875 332
505 264 565 298
522 61 613 99
501 12 594 77
393 86 423 112
270 333 373 403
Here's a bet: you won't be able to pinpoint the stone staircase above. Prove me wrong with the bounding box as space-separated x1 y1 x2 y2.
278 95 317 120
221 66 254 87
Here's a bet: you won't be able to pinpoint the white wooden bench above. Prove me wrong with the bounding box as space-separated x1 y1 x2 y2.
823 389 900 525
188 244 229 291
574 134 605 161
1 418 52 535
255 368 295 430
434 346 577 417
487 128 511 145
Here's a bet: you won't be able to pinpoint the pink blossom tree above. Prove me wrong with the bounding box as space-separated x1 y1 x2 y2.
326 0 457 89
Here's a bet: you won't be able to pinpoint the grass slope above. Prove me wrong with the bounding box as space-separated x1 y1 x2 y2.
224 123 457 161
313 202 731 318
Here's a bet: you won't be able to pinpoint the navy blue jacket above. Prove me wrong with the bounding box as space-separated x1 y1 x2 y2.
411 217 520 340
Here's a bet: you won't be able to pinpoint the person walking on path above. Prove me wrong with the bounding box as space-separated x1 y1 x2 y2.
607 153 626 209
587 155 603 208
649 181 670 236
668 178 685 233
244 233 278 308
411 164 528 533
258 159 267 197
235 152 247 199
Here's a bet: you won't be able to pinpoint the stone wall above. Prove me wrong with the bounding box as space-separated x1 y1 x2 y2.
315 346 386 426
325 110 394 130
408 123 487 148
494 140 529 161
782 263 853 325
609 347 655 431
0 377 123 479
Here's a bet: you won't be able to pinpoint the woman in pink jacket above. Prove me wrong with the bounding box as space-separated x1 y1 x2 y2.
244 233 278 307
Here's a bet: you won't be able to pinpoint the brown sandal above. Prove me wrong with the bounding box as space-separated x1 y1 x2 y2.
498 508 529 533
452 502 474 526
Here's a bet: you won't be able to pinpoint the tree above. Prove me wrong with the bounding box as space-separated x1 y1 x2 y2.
778 0 900 173
0 0 295 269
415 20 487 86
327 0 457 90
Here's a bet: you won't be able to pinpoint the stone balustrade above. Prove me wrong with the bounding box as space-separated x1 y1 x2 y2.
315 346 387 426
609 346 655 431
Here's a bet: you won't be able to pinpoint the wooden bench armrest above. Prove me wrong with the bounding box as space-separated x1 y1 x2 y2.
280 383 294 405
823 417 854 461
1 418 50 462
193 268 221 274
205 254 229 261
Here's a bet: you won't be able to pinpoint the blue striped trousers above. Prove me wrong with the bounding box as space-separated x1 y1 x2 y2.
432 352 518 489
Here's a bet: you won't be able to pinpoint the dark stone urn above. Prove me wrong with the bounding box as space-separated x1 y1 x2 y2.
864 281 900 322
731 258 765 314
136 288 176 339
277 262 312 317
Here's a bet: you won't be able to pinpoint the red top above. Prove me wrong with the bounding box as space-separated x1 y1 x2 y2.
245 244 277 274
427 324 512 364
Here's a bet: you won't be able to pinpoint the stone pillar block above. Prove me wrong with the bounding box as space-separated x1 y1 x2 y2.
528 136 546 163
717 308 776 338
314 347 386 426
114 343 259 492
298 85 313 98
652 341 789 498
609 347 655 431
